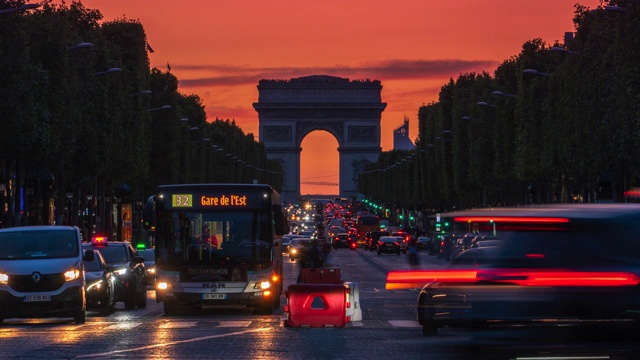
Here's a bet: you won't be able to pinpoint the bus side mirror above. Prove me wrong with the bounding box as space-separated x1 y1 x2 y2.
142 195 156 230
272 204 285 236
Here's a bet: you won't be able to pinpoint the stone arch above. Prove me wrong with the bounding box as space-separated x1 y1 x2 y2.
253 75 387 204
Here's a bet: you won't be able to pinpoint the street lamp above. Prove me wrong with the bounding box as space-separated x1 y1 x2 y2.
93 67 122 76
0 3 39 14
604 5 625 12
67 42 94 51
491 90 516 98
477 101 496 108
129 90 152 96
550 46 580 55
148 105 172 112
523 68 552 77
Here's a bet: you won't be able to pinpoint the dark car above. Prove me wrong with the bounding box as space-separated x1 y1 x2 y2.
377 236 401 255
364 231 390 251
289 238 313 261
82 238 147 310
137 248 156 287
332 233 353 249
416 204 640 336
416 237 432 252
84 249 116 315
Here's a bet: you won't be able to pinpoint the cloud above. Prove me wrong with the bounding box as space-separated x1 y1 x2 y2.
169 59 498 88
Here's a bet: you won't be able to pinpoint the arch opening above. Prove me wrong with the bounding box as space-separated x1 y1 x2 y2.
300 130 339 196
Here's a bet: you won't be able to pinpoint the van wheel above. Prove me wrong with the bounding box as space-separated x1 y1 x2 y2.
74 310 86 324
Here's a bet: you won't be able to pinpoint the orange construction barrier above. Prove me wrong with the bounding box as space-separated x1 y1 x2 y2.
300 267 342 284
284 284 348 327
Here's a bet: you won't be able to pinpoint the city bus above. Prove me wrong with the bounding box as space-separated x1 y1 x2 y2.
356 213 380 246
142 184 285 315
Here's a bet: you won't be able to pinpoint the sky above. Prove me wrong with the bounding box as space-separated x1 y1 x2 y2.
63 0 602 195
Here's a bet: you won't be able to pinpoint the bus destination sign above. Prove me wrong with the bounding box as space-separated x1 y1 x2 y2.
171 193 252 208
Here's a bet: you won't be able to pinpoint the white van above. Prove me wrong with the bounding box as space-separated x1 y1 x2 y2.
0 226 94 324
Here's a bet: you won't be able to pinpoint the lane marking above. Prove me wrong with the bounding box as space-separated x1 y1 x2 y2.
71 327 272 359
217 321 251 327
389 320 421 328
158 321 197 329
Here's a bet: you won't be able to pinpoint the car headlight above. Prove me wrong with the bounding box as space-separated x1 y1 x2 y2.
86 279 104 291
290 249 297 255
0 273 8 285
147 267 156 274
64 269 81 281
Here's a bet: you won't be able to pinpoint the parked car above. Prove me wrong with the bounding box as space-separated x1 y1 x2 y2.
377 236 401 255
364 231 390 251
82 237 147 310
84 249 116 315
137 248 156 287
416 204 640 336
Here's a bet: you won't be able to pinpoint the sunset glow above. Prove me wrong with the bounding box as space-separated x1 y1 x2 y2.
66 0 601 195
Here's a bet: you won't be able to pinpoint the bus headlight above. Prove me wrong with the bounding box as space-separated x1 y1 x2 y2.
254 281 271 290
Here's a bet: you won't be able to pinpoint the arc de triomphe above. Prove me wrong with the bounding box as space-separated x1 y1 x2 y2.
253 75 387 204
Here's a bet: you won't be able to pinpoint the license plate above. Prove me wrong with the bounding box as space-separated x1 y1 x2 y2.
24 294 51 302
203 293 227 300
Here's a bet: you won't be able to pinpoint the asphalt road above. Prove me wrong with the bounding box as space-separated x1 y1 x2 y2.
2 247 640 359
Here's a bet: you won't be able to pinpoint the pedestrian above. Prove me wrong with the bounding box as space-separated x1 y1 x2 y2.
297 239 322 283
408 238 419 267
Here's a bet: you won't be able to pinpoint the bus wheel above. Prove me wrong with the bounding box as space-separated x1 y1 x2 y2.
254 300 275 315
163 301 178 315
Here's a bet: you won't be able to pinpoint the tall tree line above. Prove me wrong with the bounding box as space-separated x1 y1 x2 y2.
359 0 640 214
0 0 282 229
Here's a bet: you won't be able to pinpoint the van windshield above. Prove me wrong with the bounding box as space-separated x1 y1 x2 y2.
0 229 79 260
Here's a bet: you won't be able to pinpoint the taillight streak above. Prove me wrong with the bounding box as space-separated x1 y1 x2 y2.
386 269 640 290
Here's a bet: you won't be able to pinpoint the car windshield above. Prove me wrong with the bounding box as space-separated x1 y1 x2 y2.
139 249 154 262
88 245 128 264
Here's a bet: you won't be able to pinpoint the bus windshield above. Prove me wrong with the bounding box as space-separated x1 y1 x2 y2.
155 209 272 269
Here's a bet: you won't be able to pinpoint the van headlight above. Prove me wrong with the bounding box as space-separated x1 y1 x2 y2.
64 269 81 281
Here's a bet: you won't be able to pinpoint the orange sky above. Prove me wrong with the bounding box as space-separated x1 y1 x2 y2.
65 0 601 195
